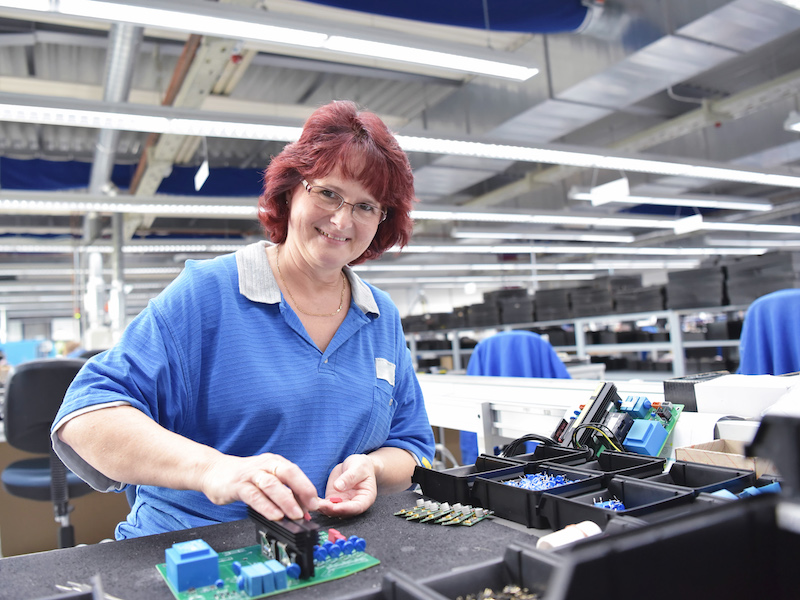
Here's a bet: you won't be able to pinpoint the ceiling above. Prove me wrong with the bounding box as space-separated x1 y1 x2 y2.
2 0 800 326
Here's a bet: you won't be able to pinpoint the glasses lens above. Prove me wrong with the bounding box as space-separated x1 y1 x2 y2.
352 203 384 225
308 185 386 225
309 186 343 211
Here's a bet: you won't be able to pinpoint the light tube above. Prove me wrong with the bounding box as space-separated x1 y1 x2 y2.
4 95 800 188
0 0 537 80
450 230 636 243
570 187 773 212
394 244 766 257
323 37 537 81
774 0 800 11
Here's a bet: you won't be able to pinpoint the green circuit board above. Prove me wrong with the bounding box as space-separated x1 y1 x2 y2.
157 535 379 600
596 402 684 457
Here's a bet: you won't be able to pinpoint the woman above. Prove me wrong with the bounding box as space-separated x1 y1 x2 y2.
51 100 435 539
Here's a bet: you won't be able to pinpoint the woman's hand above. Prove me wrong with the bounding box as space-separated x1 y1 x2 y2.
200 453 320 521
317 454 379 518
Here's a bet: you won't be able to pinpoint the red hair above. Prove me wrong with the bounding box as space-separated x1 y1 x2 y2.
258 101 416 265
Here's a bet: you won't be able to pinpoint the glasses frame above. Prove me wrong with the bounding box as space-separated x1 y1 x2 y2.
301 179 387 225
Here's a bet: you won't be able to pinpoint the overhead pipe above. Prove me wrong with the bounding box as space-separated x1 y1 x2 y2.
83 22 143 343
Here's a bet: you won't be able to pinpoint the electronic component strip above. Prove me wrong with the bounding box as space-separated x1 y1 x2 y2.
394 499 493 526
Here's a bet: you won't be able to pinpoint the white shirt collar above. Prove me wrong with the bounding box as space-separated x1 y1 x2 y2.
235 241 379 315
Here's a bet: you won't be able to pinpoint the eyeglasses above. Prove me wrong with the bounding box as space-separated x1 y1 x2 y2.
302 179 387 225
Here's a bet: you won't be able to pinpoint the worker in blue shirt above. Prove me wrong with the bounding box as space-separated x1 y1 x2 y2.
51 101 435 539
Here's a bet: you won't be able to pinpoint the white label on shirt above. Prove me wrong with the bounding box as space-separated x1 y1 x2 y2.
375 357 396 386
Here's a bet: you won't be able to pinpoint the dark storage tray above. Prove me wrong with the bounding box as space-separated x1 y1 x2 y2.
544 493 798 600
645 460 756 494
542 475 695 529
568 450 665 483
411 455 521 505
599 491 734 534
471 464 604 528
335 542 560 600
504 444 591 466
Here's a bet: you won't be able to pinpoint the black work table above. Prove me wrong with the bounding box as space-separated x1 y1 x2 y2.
0 492 538 600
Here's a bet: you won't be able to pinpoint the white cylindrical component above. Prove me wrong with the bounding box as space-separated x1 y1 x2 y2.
536 521 602 550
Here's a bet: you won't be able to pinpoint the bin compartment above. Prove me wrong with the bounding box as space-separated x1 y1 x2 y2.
646 460 755 494
543 476 694 529
411 455 520 505
472 464 604 528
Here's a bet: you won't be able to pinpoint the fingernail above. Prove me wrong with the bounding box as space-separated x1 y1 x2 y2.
334 480 346 491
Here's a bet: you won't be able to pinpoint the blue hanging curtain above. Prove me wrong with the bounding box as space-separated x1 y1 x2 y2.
0 157 264 197
304 0 590 33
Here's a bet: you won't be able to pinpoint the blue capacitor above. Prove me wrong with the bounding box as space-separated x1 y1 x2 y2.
286 563 302 580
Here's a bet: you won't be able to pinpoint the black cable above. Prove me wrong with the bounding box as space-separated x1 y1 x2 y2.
499 433 559 458
570 423 625 454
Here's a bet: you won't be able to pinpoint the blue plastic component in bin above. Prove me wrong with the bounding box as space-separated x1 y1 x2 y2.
623 420 667 456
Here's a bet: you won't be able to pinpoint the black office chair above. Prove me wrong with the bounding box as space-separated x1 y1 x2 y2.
2 358 93 548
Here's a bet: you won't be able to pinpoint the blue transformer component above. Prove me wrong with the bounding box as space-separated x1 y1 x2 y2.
620 395 652 419
623 419 667 456
165 539 219 592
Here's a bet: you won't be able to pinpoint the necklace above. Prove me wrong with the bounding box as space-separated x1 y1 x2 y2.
275 246 347 317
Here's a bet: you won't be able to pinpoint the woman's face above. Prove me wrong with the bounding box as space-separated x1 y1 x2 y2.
285 169 382 271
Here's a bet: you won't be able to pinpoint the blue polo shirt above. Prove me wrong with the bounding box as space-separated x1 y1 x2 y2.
52 241 434 539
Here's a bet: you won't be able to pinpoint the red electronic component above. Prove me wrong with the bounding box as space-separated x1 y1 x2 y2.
328 528 346 543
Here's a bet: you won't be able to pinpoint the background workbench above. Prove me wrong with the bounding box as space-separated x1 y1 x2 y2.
0 491 537 600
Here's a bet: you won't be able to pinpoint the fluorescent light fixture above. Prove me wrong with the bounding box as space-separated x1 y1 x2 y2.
323 36 537 80
394 244 766 257
704 237 800 248
450 229 636 243
774 0 800 11
784 110 800 132
354 259 699 272
569 187 773 212
364 274 595 286
0 193 257 219
0 99 304 141
58 0 329 47
395 135 800 188
3 92 800 188
1 0 537 80
586 177 630 206
3 0 49 9
700 222 800 234
412 208 676 229
0 239 246 254
673 214 704 235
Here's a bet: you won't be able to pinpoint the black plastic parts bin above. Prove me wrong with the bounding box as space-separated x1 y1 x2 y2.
471 463 604 528
645 460 755 494
411 455 520 505
503 444 591 466
569 450 665 483
542 475 695 529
